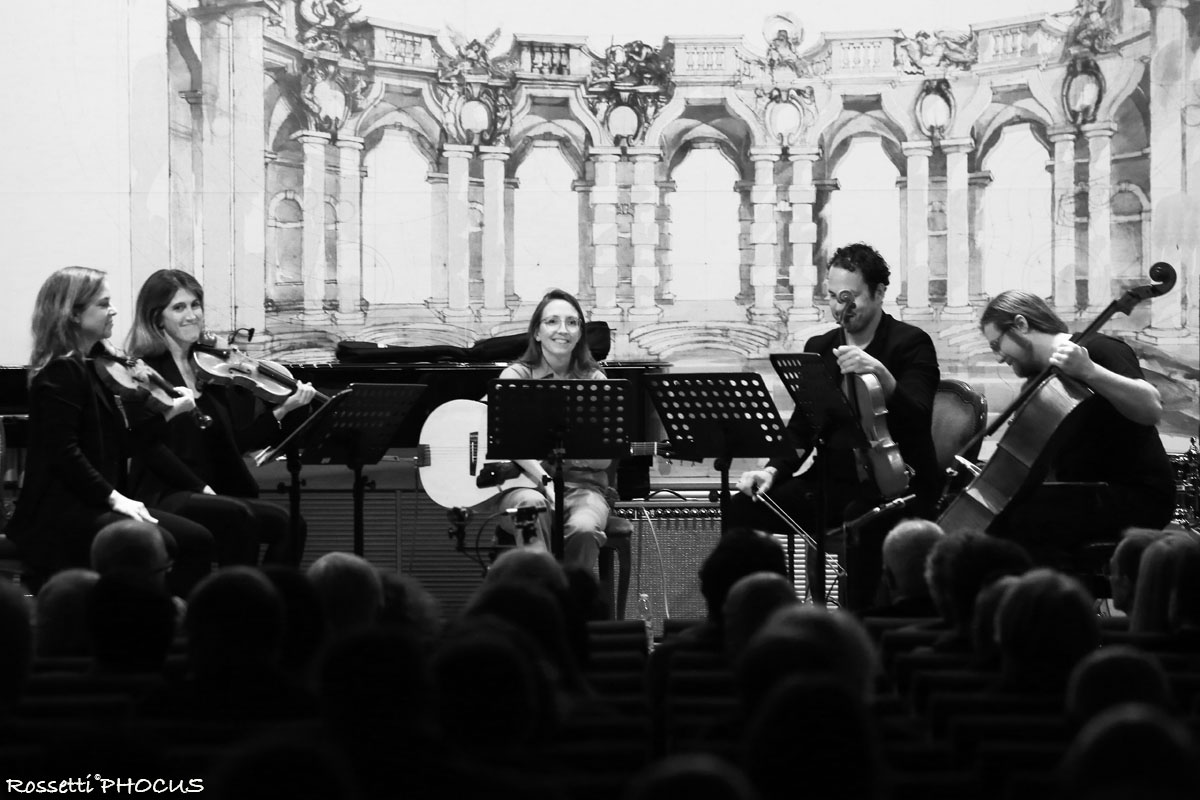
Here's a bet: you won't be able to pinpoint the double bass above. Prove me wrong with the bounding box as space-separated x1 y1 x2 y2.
937 262 1177 533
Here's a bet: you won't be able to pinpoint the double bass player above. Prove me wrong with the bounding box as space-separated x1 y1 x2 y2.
974 290 1175 556
728 243 943 610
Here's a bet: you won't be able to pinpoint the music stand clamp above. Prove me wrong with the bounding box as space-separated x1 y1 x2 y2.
256 383 426 557
642 372 793 519
770 353 867 605
487 379 632 560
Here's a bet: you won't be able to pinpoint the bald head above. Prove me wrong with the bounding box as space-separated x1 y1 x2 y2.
91 519 170 584
307 552 384 634
881 519 943 601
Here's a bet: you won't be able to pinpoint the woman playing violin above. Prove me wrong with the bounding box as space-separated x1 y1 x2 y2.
125 269 315 566
6 267 215 594
729 243 942 610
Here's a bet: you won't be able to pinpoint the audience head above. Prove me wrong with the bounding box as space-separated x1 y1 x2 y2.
736 604 879 713
881 518 944 602
702 528 787 624
925 529 1032 635
319 625 431 734
722 571 798 661
306 552 384 635
995 568 1099 692
1109 527 1163 614
1061 703 1200 800
87 572 177 672
1066 646 1173 728
431 618 549 758
377 570 442 646
186 567 284 673
742 674 883 800
969 574 1019 668
208 736 359 800
34 568 100 658
485 548 569 595
1169 541 1200 634
261 565 328 685
626 754 758 800
1130 533 1198 634
464 580 581 693
90 519 172 587
0 580 32 715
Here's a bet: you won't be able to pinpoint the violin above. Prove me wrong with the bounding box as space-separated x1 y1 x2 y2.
190 332 329 407
937 261 1177 533
91 349 213 429
837 293 909 500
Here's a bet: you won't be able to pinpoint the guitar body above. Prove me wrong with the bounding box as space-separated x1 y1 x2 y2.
847 372 910 500
417 399 538 508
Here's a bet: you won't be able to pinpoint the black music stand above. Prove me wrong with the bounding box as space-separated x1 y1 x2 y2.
770 353 867 605
642 373 793 518
487 379 632 560
255 383 425 557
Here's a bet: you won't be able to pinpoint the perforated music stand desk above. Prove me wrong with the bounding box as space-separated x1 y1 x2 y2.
487 378 632 560
642 372 792 519
770 353 866 604
255 383 426 557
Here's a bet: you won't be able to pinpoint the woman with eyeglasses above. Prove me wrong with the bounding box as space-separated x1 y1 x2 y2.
6 267 215 595
124 269 316 567
481 288 611 571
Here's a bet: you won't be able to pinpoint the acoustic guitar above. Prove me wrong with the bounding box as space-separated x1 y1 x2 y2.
417 399 668 509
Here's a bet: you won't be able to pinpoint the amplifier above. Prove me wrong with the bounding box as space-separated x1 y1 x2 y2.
613 499 721 636
612 498 841 635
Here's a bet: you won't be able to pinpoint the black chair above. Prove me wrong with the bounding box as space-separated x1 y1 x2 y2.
931 378 988 476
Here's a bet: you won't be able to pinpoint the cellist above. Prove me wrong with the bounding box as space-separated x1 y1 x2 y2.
978 291 1175 556
729 242 942 610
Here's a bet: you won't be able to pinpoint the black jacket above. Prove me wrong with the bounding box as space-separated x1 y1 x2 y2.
129 351 287 503
768 312 942 513
6 349 192 566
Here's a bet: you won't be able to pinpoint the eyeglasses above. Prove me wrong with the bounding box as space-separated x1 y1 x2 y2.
986 325 1013 355
540 315 581 331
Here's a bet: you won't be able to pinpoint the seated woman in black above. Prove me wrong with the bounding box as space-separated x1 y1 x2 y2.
125 269 316 566
6 267 214 595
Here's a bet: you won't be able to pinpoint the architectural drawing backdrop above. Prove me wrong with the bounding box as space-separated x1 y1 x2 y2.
1 0 1196 446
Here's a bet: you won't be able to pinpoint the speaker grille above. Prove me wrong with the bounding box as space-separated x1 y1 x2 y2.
614 499 841 635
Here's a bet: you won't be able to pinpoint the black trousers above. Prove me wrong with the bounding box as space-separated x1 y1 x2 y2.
158 491 306 567
724 477 892 611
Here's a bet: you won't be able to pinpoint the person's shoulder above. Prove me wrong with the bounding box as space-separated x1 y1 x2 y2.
501 362 534 379
887 313 934 344
805 327 839 352
36 353 87 383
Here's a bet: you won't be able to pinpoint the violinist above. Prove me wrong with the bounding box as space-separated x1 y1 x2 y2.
5 267 216 594
978 291 1175 554
125 269 316 567
729 243 941 610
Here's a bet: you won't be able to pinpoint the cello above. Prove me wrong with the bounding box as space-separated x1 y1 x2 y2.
937 261 1177 533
